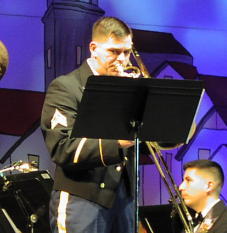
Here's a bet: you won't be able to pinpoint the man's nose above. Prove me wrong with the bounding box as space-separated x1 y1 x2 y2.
179 182 184 191
117 52 126 61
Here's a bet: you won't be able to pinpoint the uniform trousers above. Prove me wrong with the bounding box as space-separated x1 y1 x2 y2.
49 180 134 233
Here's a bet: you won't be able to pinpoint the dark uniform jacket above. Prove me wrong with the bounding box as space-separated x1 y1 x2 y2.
175 200 227 233
41 61 133 208
195 200 227 233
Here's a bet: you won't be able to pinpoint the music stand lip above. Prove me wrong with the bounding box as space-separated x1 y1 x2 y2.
71 75 204 144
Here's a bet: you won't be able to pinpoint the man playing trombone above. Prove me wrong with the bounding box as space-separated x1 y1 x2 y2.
41 16 137 233
178 160 227 233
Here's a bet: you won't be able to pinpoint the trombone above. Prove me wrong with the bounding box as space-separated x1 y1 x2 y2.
145 142 194 233
128 47 194 233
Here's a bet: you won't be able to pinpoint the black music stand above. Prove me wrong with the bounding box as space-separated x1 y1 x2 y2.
71 75 204 233
0 171 53 233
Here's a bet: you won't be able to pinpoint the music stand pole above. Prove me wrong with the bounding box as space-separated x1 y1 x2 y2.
132 119 143 233
134 136 140 233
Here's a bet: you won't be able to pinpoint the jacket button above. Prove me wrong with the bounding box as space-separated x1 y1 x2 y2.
100 183 105 188
115 165 122 172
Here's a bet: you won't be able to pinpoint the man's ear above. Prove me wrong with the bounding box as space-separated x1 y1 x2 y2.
89 41 97 57
207 181 215 193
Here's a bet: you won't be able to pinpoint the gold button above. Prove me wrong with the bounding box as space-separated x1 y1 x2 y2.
124 156 128 161
100 183 105 188
115 165 122 172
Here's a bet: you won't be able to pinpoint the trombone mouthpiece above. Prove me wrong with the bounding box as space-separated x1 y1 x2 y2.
114 63 124 76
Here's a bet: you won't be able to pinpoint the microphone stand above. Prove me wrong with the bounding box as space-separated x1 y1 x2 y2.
0 161 37 174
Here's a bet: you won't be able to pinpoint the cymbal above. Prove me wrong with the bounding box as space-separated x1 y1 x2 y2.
0 40 9 79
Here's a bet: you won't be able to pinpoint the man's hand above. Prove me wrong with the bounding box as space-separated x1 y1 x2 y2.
118 140 134 148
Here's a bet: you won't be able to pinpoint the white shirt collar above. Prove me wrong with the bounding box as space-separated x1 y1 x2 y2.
201 199 220 217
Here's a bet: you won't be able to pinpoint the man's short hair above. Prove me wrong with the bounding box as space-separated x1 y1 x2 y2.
0 40 9 79
183 159 224 192
92 16 132 41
